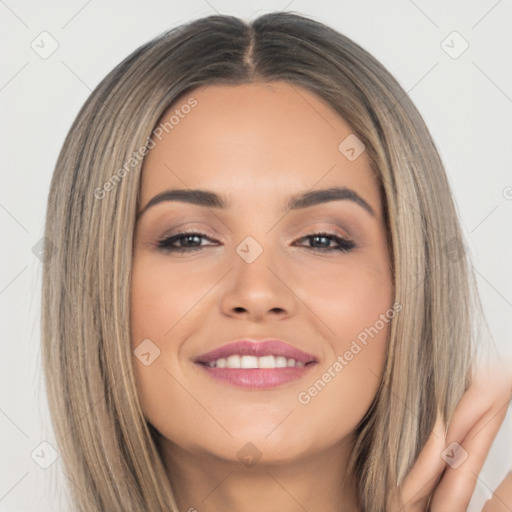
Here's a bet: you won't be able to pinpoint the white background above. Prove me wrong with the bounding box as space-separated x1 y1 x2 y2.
1 0 511 510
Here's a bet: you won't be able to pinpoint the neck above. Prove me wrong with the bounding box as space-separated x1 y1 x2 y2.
160 435 360 512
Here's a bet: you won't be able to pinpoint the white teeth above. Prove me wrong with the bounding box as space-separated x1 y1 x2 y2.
240 355 259 368
275 356 288 368
226 355 241 368
258 355 275 368
205 355 309 369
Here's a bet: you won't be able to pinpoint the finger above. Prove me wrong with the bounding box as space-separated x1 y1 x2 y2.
397 410 447 511
430 369 512 512
430 403 509 512
442 365 512 449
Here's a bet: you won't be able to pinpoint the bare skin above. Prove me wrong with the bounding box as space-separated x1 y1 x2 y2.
130 81 512 511
482 473 512 512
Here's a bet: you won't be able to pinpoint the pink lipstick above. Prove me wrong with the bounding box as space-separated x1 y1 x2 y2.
194 339 318 389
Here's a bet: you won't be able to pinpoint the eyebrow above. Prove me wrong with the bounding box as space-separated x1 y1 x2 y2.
137 186 376 218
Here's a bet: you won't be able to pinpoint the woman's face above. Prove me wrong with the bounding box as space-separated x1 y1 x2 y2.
131 81 394 468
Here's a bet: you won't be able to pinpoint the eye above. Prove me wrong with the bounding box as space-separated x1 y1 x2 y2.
156 231 217 253
156 230 355 254
293 232 356 253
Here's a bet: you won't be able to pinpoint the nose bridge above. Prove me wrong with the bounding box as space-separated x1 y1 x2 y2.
234 233 281 293
220 233 295 318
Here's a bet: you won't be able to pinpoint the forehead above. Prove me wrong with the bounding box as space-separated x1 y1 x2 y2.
139 81 380 215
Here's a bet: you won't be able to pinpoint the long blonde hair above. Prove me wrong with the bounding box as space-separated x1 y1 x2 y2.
41 11 484 511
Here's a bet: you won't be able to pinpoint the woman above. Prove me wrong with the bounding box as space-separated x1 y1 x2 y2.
41 11 512 512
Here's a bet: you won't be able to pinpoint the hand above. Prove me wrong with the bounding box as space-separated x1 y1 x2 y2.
386 361 512 512
482 472 512 511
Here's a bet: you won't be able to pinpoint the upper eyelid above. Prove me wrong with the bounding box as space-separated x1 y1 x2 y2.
160 223 350 235
160 218 353 236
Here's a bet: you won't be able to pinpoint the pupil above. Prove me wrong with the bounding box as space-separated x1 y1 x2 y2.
184 235 199 246
313 236 328 247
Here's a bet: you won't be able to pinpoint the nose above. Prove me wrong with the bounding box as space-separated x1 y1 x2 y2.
219 246 297 322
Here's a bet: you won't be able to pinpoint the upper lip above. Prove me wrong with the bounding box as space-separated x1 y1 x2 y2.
194 339 319 365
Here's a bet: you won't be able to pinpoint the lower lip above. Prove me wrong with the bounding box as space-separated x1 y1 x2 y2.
197 363 316 389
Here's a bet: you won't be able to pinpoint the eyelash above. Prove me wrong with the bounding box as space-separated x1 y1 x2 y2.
156 230 356 254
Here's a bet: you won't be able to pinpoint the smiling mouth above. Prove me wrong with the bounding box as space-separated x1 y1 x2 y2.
193 339 319 388
195 356 317 389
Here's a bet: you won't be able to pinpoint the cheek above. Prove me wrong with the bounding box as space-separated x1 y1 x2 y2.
291 250 393 344
129 256 190 434
130 257 178 378
291 256 393 423
130 254 215 344
129 254 225 425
